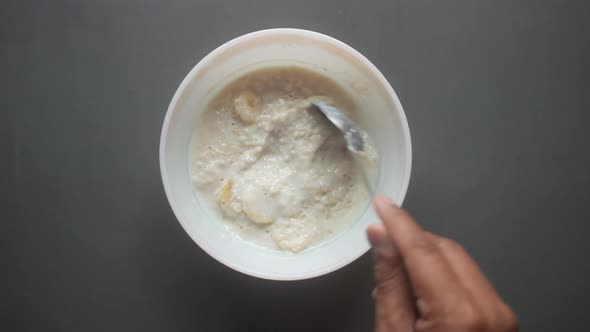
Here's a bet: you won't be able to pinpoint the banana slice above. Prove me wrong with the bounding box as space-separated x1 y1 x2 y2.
218 179 240 216
234 91 260 124
241 183 276 225
271 218 317 253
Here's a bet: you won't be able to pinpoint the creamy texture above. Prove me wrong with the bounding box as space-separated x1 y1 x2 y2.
190 67 377 252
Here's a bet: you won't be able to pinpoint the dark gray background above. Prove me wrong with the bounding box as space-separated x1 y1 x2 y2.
3 1 589 331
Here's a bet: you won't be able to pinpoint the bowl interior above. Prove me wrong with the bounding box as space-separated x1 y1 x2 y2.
160 29 411 280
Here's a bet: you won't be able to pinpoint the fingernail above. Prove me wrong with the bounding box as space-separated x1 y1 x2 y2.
375 195 396 208
367 226 395 258
372 241 395 259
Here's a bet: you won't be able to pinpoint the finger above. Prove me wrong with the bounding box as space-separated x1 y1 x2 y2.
367 223 395 259
427 233 521 331
427 233 500 301
374 195 461 309
367 224 416 332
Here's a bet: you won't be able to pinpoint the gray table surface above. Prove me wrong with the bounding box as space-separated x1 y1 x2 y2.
3 1 589 331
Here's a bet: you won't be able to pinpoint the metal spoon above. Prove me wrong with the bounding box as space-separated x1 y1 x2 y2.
309 101 376 198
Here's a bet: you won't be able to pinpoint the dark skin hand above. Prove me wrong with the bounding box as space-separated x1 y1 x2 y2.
367 195 519 332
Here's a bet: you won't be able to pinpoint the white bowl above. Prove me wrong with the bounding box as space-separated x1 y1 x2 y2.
160 29 411 280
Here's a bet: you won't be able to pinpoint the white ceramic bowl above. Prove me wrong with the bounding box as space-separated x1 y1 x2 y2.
160 29 411 280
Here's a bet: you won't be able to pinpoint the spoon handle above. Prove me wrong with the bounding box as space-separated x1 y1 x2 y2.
353 155 375 199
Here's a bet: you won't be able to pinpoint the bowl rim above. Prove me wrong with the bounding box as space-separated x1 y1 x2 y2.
159 28 412 280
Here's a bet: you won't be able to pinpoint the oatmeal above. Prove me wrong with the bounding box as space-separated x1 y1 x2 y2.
190 67 377 252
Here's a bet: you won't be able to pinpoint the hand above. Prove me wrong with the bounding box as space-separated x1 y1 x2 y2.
367 195 519 332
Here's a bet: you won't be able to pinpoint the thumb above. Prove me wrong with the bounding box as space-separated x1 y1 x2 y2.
367 224 416 332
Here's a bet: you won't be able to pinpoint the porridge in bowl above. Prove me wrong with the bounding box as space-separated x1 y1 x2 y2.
190 67 377 253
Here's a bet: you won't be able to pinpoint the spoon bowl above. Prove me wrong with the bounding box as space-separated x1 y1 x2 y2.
309 101 376 198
